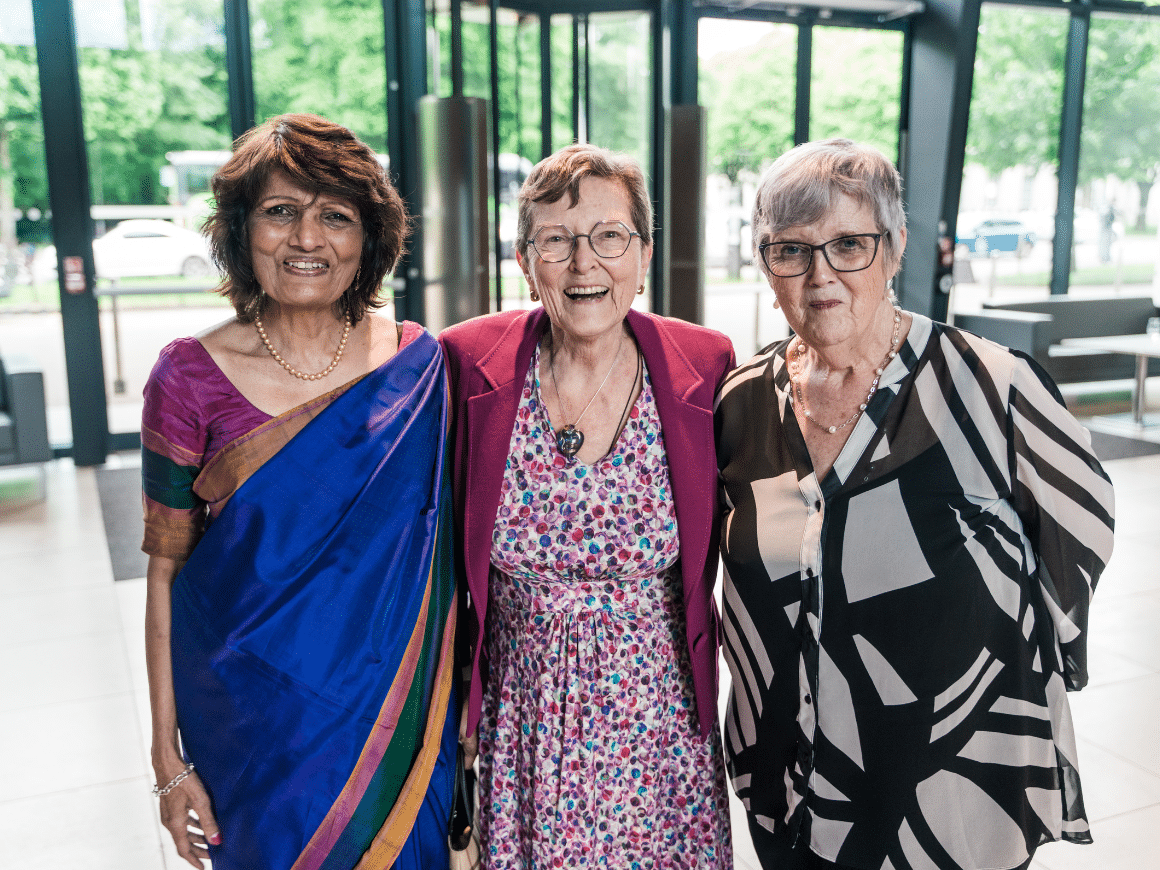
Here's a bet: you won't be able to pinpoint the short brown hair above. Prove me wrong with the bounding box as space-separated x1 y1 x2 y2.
515 144 652 260
204 113 410 323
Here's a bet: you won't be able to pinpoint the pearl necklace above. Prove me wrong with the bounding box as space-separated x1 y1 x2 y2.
790 306 902 435
255 313 352 381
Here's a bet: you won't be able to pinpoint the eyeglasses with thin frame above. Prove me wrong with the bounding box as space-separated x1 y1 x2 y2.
758 233 883 278
530 220 642 263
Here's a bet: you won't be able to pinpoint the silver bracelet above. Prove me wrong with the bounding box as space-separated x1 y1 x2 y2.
153 762 195 796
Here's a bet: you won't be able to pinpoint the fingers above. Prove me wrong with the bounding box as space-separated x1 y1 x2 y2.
458 700 479 768
186 778 223 847
462 728 479 769
158 773 219 867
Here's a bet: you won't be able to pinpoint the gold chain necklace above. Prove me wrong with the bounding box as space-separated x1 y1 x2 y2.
790 306 902 435
255 313 352 381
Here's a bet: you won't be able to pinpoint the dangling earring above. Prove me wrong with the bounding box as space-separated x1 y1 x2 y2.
886 278 898 305
350 267 362 293
772 297 781 310
247 288 264 319
636 285 645 295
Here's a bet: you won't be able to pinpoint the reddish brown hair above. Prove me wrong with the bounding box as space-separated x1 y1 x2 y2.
204 113 410 323
515 144 652 260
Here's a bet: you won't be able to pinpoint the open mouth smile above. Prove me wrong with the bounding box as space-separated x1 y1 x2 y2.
563 286 609 301
285 260 328 271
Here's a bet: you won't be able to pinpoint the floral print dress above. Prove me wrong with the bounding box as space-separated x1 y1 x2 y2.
479 345 732 870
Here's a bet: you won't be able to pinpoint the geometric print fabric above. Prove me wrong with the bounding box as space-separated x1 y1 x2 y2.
715 314 1114 869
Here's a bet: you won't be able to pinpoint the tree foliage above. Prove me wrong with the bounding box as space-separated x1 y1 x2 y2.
6 3 1160 244
702 26 796 183
966 6 1160 227
251 0 387 149
965 6 1067 174
1081 15 1160 226
702 24 903 184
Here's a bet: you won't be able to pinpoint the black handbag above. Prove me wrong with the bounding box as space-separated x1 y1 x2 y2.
449 744 478 853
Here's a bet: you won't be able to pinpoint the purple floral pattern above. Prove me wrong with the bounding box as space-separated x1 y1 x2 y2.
479 345 732 869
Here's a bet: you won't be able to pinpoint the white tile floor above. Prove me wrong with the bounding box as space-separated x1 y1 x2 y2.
1 446 1157 870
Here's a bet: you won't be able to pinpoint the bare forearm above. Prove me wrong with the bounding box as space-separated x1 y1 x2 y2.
144 555 184 774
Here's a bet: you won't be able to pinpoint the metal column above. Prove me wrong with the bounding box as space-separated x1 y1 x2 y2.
795 21 813 146
32 0 108 466
419 97 491 332
224 0 257 142
898 0 982 322
1051 10 1090 296
384 0 429 324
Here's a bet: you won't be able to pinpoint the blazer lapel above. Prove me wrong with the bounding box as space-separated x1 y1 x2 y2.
462 311 548 611
627 311 714 596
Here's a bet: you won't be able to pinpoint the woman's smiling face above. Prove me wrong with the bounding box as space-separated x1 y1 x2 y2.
519 176 652 344
248 169 364 313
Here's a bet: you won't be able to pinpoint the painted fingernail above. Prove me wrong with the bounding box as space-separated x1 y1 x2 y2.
208 833 222 845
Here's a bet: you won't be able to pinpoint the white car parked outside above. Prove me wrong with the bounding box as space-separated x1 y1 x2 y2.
33 219 215 282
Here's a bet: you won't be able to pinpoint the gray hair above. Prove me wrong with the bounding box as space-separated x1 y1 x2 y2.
751 138 906 271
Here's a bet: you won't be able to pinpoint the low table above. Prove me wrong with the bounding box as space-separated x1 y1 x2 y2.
1060 333 1160 428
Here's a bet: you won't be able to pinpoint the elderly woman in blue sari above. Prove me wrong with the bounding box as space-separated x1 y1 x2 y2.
141 114 457 870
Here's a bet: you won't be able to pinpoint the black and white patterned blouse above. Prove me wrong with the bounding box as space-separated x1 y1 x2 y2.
714 313 1114 870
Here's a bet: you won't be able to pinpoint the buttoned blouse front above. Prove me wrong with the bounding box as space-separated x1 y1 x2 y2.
714 314 1114 870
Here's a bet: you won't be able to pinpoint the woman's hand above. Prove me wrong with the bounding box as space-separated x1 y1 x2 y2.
145 555 220 866
156 766 222 867
459 699 479 769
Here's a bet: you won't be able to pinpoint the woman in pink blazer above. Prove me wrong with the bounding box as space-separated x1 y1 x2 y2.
441 144 735 869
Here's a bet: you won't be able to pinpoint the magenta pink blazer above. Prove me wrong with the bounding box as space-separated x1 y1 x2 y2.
440 307 736 738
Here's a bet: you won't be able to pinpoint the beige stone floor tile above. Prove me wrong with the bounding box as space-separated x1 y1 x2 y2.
1072 736 1160 823
0 779 167 870
0 693 147 802
1070 673 1160 779
0 583 123 647
1032 803 1160 870
0 630 134 712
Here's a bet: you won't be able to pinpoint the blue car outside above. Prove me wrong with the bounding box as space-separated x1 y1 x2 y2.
957 218 1036 257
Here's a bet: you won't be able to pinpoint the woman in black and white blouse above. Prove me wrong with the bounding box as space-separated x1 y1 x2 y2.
714 139 1115 870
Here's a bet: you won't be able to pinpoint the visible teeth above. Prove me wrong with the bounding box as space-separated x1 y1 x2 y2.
287 261 326 269
566 287 606 296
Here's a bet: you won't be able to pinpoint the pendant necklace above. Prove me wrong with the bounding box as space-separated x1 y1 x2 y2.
548 337 624 458
790 306 902 435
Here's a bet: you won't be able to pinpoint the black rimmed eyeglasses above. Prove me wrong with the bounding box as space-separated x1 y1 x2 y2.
530 220 642 263
758 233 882 278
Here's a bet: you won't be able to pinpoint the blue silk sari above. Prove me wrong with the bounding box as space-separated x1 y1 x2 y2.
169 331 457 870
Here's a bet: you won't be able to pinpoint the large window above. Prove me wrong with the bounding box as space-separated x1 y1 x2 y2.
699 18 796 354
810 26 902 162
73 0 232 437
958 4 1067 302
0 1 68 443
251 0 388 149
1076 12 1160 292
